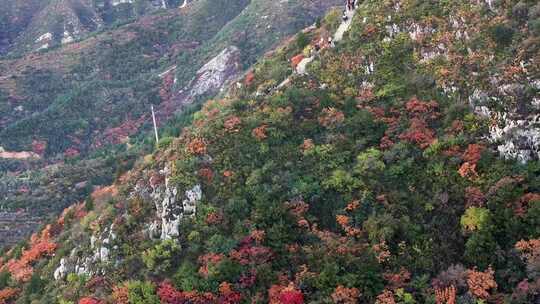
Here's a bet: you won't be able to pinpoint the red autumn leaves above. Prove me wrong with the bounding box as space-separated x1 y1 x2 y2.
362 97 439 150
398 98 439 149
458 144 485 179
0 288 19 304
157 281 243 304
269 283 304 304
2 225 58 282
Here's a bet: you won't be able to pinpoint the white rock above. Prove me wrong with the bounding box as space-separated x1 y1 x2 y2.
36 32 52 43
54 258 68 280
111 0 133 6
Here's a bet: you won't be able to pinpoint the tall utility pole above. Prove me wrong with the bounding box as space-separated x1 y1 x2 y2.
151 105 159 145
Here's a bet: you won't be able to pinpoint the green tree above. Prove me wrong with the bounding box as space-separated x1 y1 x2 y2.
142 239 181 274
127 281 160 304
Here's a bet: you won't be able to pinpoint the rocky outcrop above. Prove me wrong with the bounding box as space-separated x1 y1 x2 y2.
469 80 540 163
187 46 242 100
163 46 242 115
148 166 201 240
53 258 68 280
53 223 117 280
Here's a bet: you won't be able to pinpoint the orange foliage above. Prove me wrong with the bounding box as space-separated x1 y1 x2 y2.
515 239 540 263
65 147 80 157
31 140 47 156
198 253 224 278
297 219 310 229
357 86 375 103
345 200 360 212
112 285 129 304
0 288 19 304
462 144 484 164
244 71 255 86
301 139 315 152
219 282 242 304
373 241 391 263
78 297 104 304
3 225 58 282
379 135 395 150
449 120 464 135
224 116 242 132
198 168 214 183
435 285 456 304
291 54 305 68
399 118 436 149
458 162 478 179
250 230 266 244
383 268 411 290
336 215 350 227
219 282 233 295
466 267 497 299
375 290 396 304
513 193 540 217
331 285 361 304
206 211 224 225
91 185 118 204
405 98 439 117
188 138 207 155
318 107 345 128
252 125 268 140
335 213 362 237
285 200 309 218
390 98 440 149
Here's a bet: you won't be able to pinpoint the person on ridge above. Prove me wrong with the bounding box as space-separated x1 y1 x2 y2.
347 0 356 11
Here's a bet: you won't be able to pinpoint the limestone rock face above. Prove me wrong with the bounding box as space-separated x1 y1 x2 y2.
148 166 201 240
53 258 68 281
469 81 540 164
53 223 117 280
188 46 242 99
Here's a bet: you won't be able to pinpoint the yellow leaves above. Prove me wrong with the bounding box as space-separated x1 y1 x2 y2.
460 207 490 232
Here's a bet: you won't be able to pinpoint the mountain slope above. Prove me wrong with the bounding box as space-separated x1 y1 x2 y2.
0 0 341 248
0 0 539 303
0 0 190 55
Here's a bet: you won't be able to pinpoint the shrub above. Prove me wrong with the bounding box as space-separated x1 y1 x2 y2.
127 281 160 304
296 32 310 50
142 240 181 273
488 24 514 47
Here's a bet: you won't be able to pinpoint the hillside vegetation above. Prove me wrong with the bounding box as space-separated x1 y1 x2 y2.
0 0 340 248
0 0 539 303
